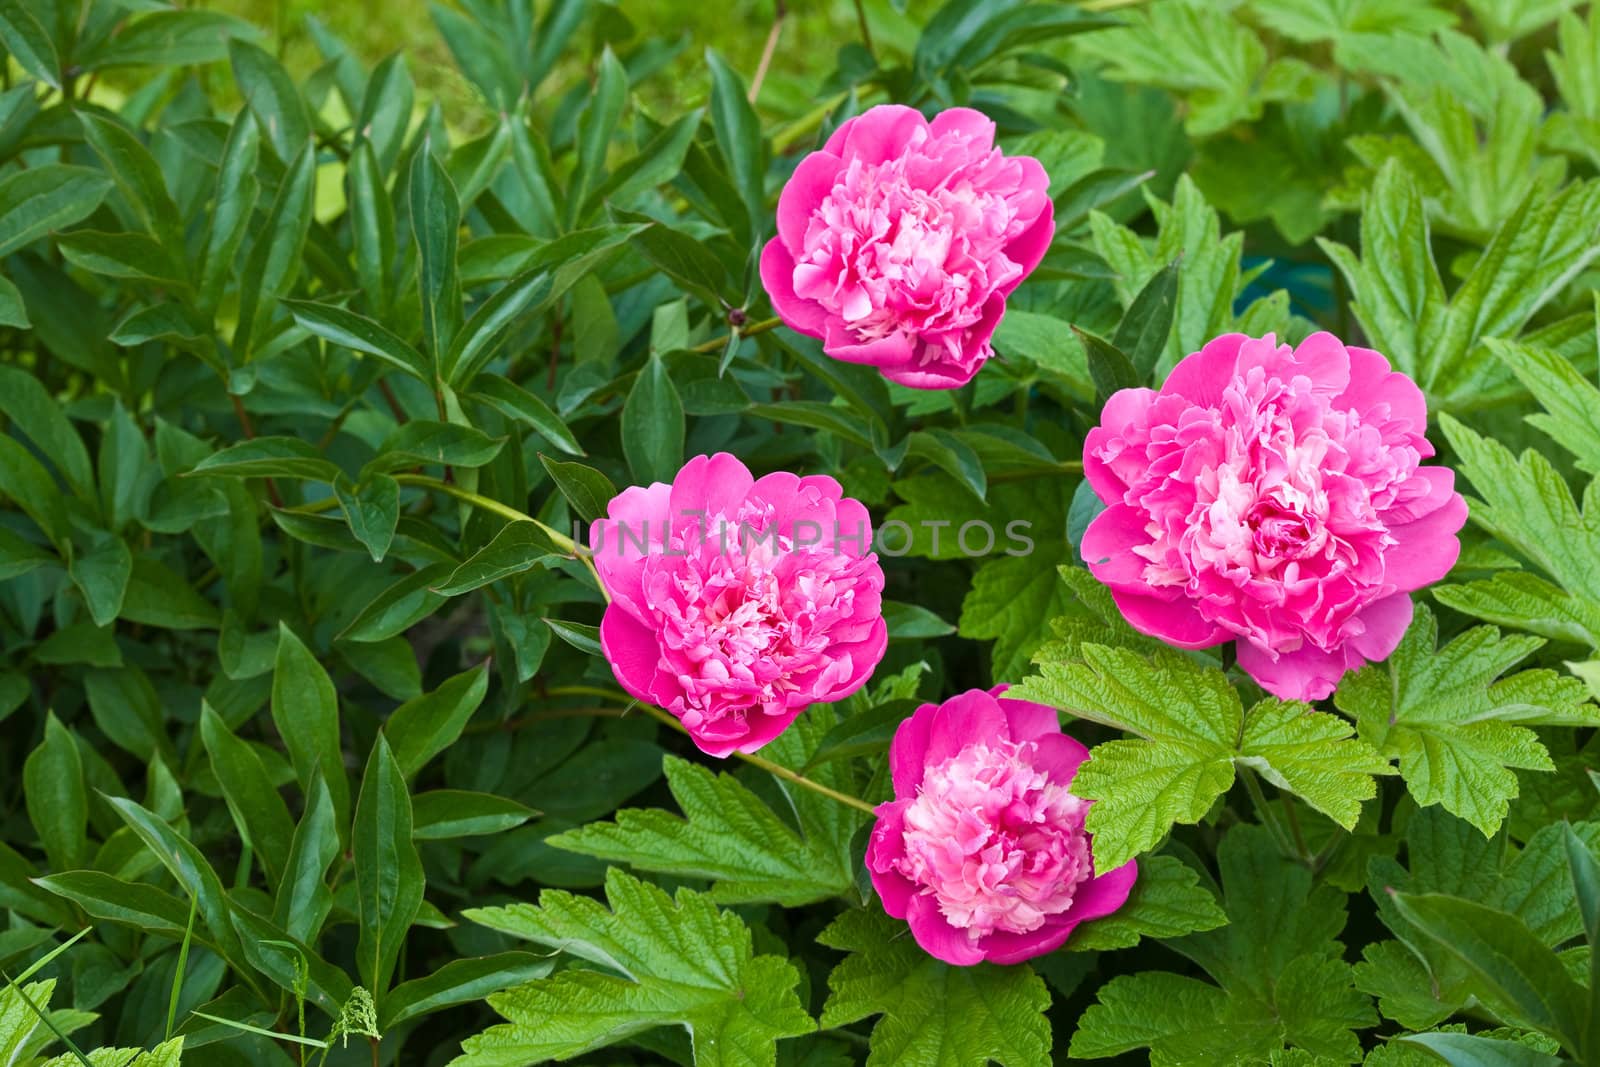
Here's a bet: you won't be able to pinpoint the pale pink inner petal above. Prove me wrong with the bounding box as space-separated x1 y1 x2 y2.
889 736 1093 945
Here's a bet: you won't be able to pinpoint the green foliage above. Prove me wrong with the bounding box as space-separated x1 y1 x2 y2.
457 869 814 1065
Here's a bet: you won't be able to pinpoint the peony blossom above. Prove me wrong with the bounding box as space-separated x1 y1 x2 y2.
591 453 887 758
759 105 1054 390
866 687 1135 965
1082 332 1468 701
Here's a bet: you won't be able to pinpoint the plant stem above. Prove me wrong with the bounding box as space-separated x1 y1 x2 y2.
691 315 783 354
634 702 878 816
748 0 786 103
392 474 610 602
1240 767 1298 858
852 0 876 59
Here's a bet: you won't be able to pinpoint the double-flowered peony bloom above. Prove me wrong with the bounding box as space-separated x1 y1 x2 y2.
867 688 1136 965
1083 332 1468 701
760 105 1054 390
592 454 887 758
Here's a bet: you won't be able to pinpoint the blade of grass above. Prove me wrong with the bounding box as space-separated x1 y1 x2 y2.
165 894 199 1041
191 1011 332 1049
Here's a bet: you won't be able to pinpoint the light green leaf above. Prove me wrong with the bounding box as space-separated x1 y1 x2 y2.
1013 645 1387 871
818 908 1051 1067
1066 853 1227 951
457 869 814 1066
1336 605 1593 835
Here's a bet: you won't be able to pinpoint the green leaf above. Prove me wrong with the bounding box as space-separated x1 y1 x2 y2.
567 48 626 225
621 355 685 486
67 538 130 629
199 703 295 888
77 112 183 250
0 165 112 259
283 299 431 383
34 872 196 941
1076 326 1141 403
0 0 60 88
540 455 616 525
444 266 554 387
190 437 339 482
82 10 259 68
1392 892 1586 1054
413 791 537 840
1335 605 1593 835
233 140 315 361
543 618 601 656
1435 414 1600 646
1111 258 1179 380
818 908 1051 1067
705 49 765 240
435 522 562 596
458 869 814 1066
386 665 489 778
1066 853 1227 951
0 366 93 498
272 775 339 944
1490 340 1600 477
0 274 28 329
953 541 1076 658
365 420 505 472
271 625 349 827
199 110 261 316
1561 824 1600 1056
471 374 583 456
1013 644 1388 871
379 952 553 1031
22 714 87 872
409 144 463 369
354 733 424 999
550 750 862 906
107 796 245 969
1399 1032 1569 1067
57 230 185 286
625 219 731 306
229 38 311 164
334 474 400 563
1071 827 1373 1064
348 140 396 316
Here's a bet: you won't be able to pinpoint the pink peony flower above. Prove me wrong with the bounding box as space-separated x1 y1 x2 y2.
591 453 888 758
759 105 1054 390
867 687 1136 965
1082 332 1469 701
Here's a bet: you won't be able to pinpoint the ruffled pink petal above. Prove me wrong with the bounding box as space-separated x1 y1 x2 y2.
1382 481 1467 590
906 893 986 967
998 695 1061 745
1337 345 1427 435
590 481 672 618
928 106 994 147
889 701 938 797
1081 503 1156 584
1236 638 1350 702
1159 333 1249 407
1109 587 1228 649
1083 388 1159 504
1347 593 1415 662
600 608 665 704
832 104 928 165
1027 732 1091 782
922 689 1011 767
759 238 829 338
775 149 844 252
866 802 915 917
667 453 755 526
976 923 1070 966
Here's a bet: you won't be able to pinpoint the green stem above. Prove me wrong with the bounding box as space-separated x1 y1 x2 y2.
690 315 783 354
392 474 610 603
1240 767 1297 858
852 0 876 59
635 702 878 816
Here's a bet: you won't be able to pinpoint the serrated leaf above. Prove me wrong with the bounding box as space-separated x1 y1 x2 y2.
550 741 862 906
818 908 1051 1067
1066 853 1227 951
1013 645 1386 871
1071 827 1373 1064
1335 605 1594 835
456 869 814 1066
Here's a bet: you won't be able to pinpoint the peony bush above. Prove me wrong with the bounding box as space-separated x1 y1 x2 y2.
3 1 1600 1066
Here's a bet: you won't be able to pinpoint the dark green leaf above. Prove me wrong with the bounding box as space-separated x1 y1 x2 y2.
354 733 425 997
0 165 112 259
621 355 684 485
386 665 489 777
539 456 617 525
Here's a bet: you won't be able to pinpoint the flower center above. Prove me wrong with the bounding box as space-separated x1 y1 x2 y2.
893 740 1090 941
